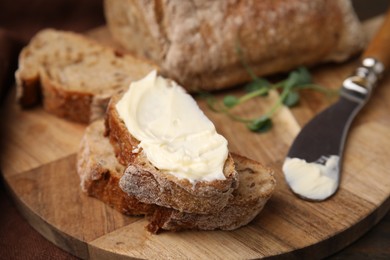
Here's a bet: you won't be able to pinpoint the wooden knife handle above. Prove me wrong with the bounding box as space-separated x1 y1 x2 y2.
362 8 390 70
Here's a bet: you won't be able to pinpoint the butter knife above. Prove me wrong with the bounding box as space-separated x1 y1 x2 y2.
283 10 390 201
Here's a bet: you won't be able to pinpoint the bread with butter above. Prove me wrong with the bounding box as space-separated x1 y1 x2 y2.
146 153 275 233
105 92 239 214
77 120 275 232
104 0 365 92
15 28 157 123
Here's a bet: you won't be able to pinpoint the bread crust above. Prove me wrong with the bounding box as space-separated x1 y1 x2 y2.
146 153 275 233
105 92 239 214
77 120 155 215
77 120 275 232
40 70 94 123
120 155 237 214
15 29 157 123
105 0 365 91
104 94 138 165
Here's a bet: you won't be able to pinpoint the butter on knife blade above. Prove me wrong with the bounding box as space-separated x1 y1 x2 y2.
283 9 390 201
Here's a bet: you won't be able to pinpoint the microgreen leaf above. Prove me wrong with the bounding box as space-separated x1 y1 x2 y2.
283 91 300 107
284 67 313 91
247 116 273 132
285 70 301 89
245 78 270 95
223 95 239 108
202 45 327 134
295 67 312 86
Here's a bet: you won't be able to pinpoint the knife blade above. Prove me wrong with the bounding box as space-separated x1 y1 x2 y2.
283 10 390 201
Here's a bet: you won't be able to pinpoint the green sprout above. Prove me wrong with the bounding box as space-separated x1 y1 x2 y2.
200 45 337 133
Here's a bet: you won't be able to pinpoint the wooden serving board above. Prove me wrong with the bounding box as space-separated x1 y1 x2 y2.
1 18 390 259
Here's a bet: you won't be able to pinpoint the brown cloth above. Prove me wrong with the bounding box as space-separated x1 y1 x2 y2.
0 0 389 259
0 0 105 102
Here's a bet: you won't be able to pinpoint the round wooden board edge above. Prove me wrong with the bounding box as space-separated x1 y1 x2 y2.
3 171 390 260
287 198 390 259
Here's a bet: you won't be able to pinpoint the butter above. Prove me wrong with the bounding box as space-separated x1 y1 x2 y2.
115 70 228 183
282 156 339 200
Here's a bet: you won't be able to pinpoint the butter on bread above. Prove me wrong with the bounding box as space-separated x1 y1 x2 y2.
105 90 238 214
104 0 365 92
15 29 156 123
77 120 275 232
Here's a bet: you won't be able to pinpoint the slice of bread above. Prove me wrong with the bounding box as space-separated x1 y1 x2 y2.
77 119 155 216
15 29 157 123
146 153 275 232
105 93 239 214
77 120 275 232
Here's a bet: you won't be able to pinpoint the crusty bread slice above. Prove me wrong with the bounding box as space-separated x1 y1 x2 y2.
77 120 275 232
146 153 275 232
77 119 155 216
15 28 157 123
105 93 239 214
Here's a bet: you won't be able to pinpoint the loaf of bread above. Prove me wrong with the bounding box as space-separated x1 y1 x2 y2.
77 120 275 232
15 29 157 123
104 0 365 91
105 93 239 214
